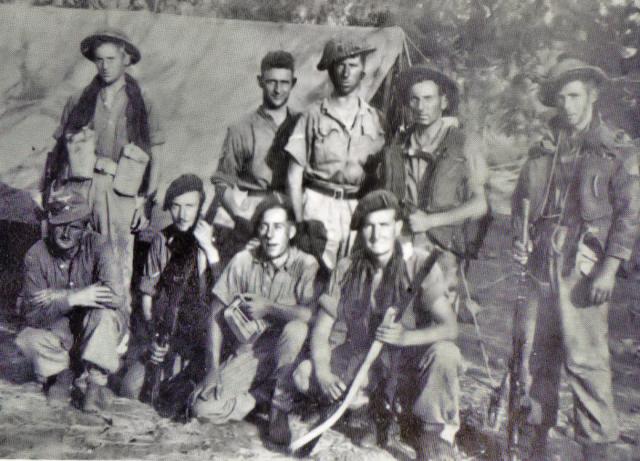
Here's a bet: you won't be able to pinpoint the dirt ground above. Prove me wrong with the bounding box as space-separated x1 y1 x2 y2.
0 215 639 461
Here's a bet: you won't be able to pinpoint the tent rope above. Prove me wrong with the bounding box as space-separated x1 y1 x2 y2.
404 33 431 65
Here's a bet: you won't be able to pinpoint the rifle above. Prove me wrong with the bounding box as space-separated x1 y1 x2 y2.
139 202 217 407
506 197 531 461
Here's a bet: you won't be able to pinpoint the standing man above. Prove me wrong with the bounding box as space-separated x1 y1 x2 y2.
16 193 128 413
285 37 386 271
381 66 489 286
189 193 318 447
511 57 640 460
290 190 462 459
44 29 165 315
120 174 220 412
211 51 299 252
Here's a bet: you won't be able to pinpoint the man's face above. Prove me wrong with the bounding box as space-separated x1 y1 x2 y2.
360 209 402 259
51 221 86 251
329 55 365 96
169 191 201 232
408 80 447 127
556 80 597 130
259 68 295 110
93 42 129 85
257 207 295 260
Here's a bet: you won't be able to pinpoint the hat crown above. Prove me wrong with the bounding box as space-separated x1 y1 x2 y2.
317 37 375 70
547 57 603 80
47 192 91 224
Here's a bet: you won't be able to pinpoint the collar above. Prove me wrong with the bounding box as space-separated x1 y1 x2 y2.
100 75 126 105
319 96 373 129
404 118 458 159
251 246 296 272
256 105 291 129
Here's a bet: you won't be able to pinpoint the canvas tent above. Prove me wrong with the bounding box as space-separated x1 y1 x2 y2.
0 5 408 213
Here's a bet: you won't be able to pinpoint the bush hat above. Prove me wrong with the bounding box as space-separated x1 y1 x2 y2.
317 37 376 71
538 57 608 107
81 29 141 65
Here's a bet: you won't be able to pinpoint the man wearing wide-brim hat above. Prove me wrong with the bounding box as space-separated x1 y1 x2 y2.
43 28 165 319
511 56 640 460
285 36 385 271
15 192 128 413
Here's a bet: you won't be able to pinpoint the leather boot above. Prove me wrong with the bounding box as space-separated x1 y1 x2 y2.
415 431 458 461
45 369 75 404
268 406 292 447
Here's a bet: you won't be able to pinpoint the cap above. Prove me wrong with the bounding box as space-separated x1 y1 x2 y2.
47 191 91 225
317 37 376 71
350 190 401 230
163 174 204 211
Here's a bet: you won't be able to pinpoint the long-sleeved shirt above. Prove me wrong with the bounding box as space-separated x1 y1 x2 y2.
21 231 125 328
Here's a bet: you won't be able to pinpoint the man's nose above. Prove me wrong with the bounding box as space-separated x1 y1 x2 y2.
62 225 71 238
266 226 275 239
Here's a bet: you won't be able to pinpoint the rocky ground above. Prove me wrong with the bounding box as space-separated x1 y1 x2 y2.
0 215 639 461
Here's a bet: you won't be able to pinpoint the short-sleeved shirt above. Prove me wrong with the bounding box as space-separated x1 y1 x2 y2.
139 226 219 301
285 97 385 192
54 76 165 163
21 231 125 328
212 246 319 319
212 107 299 193
319 245 447 346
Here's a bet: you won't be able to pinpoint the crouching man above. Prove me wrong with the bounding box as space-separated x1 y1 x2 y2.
119 174 220 414
291 190 462 460
189 193 319 446
16 193 127 412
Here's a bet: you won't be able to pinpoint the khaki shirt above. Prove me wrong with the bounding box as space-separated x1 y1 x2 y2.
213 107 298 193
285 97 385 192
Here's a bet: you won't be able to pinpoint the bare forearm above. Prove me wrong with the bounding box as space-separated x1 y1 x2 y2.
287 163 304 222
310 313 334 372
402 321 458 347
430 193 488 228
270 302 312 323
598 255 622 278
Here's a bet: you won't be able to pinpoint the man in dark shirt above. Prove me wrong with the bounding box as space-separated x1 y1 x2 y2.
16 193 127 412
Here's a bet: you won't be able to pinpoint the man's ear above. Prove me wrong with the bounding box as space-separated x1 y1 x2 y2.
440 93 449 112
257 75 264 89
588 85 600 104
291 76 298 88
288 222 297 240
122 49 131 67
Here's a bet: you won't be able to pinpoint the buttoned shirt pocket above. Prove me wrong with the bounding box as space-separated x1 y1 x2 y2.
579 156 614 221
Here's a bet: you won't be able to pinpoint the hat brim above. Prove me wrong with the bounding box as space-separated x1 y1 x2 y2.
538 67 608 107
397 67 459 115
48 207 91 226
317 47 376 71
81 34 141 65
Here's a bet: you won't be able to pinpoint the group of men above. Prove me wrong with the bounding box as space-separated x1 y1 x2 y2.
12 26 639 461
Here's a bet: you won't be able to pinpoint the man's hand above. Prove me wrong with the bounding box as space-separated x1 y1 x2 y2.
315 367 346 401
590 267 616 305
130 202 150 233
188 369 223 408
68 284 116 308
241 293 271 319
149 341 169 364
408 210 437 234
512 238 532 266
375 320 408 346
30 289 68 309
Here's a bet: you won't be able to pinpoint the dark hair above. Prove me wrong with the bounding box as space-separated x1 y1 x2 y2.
398 67 459 116
251 193 296 232
260 51 295 74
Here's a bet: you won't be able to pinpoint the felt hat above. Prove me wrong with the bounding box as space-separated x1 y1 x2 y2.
317 37 376 71
538 57 609 107
81 28 141 65
47 192 91 226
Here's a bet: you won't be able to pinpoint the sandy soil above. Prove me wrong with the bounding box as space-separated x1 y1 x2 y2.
1 215 638 461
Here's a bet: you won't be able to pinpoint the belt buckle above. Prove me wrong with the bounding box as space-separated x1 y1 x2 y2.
333 188 344 200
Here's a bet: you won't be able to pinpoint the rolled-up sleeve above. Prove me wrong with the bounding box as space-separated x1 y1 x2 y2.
211 251 250 307
211 126 245 189
139 233 168 297
284 111 311 168
295 256 320 307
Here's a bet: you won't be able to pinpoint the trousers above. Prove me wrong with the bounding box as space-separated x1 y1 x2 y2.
191 320 309 423
292 340 463 443
16 308 126 381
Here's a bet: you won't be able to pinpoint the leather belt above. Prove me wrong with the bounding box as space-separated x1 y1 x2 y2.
306 181 359 200
94 157 118 176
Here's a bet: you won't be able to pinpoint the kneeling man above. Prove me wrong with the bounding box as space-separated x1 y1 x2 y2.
16 193 127 412
189 193 318 445
292 190 462 460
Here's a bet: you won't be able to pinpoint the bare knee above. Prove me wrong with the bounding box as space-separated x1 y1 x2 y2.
292 359 313 393
280 320 309 348
119 361 146 399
